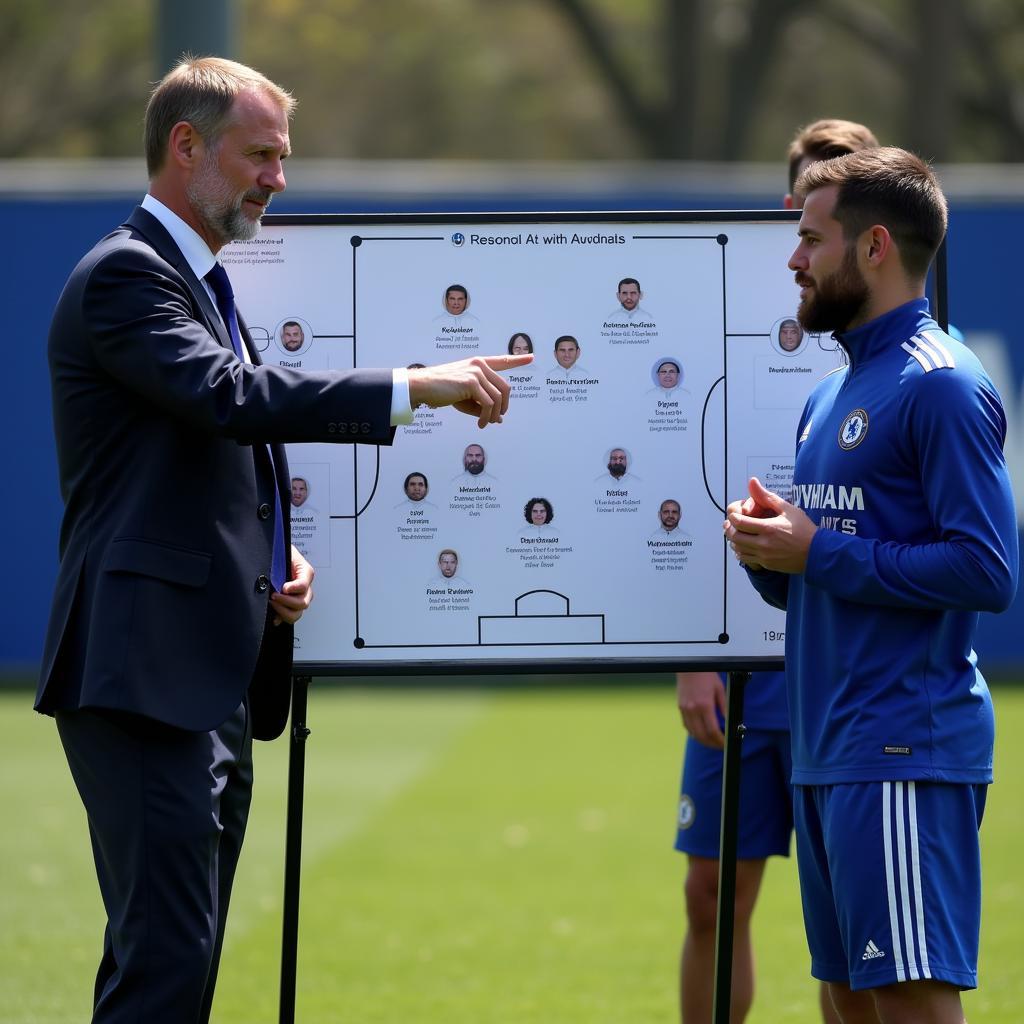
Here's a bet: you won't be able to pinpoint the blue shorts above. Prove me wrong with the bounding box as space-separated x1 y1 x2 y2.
794 781 987 991
674 728 793 859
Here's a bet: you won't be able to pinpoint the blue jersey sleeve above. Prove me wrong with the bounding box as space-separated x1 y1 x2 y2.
804 366 1018 611
745 566 789 610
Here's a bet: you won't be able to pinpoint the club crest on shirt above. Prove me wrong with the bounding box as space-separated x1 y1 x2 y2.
838 408 869 450
678 795 696 829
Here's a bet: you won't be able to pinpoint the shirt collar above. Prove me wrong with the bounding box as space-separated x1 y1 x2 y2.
141 194 218 280
834 297 935 366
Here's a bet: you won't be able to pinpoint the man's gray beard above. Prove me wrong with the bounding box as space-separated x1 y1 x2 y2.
186 149 265 244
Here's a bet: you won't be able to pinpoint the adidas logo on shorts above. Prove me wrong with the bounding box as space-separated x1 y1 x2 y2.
861 940 885 961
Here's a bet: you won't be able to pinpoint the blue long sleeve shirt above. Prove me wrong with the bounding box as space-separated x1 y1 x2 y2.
748 299 1017 784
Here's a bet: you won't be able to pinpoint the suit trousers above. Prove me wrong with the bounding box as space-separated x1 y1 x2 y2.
56 699 254 1023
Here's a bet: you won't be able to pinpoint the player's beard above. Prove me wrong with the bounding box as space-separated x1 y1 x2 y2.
187 146 272 245
608 462 626 479
465 461 484 475
796 244 869 334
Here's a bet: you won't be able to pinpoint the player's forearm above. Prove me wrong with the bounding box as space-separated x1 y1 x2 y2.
805 529 1018 612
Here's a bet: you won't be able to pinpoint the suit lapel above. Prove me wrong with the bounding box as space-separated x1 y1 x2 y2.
124 207 234 355
125 208 292 551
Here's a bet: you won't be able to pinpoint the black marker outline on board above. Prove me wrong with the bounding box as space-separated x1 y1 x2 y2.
345 226 732 651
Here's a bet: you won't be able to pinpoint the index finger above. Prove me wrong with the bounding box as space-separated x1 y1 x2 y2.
480 354 534 371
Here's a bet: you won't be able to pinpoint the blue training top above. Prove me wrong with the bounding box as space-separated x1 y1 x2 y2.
747 298 1017 785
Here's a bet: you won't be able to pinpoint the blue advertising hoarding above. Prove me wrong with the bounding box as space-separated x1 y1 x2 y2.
2 162 1021 672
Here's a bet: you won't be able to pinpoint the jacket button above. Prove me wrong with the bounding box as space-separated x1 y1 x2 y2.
255 574 270 593
257 502 272 520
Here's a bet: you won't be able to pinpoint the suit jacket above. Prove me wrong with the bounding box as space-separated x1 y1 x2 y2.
37 207 394 740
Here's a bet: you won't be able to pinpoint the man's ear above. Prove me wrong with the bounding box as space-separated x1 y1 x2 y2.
863 224 894 267
167 120 201 170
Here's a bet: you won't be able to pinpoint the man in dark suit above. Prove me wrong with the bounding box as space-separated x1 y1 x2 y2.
36 56 530 1023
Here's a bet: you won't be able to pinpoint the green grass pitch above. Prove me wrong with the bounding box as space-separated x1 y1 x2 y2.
2 681 1022 1022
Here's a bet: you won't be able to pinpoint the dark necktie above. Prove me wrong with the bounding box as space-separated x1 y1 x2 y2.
205 263 287 591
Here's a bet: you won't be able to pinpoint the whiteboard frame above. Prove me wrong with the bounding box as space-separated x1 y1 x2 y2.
252 209 808 676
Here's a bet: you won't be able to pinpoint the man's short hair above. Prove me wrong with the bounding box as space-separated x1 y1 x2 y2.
554 334 579 351
796 147 948 279
438 548 458 562
617 277 641 291
446 284 468 298
787 119 879 193
281 320 302 333
145 56 296 178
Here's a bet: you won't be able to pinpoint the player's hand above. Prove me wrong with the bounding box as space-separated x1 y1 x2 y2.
271 545 315 625
724 489 774 570
408 354 533 428
725 477 816 574
676 671 727 749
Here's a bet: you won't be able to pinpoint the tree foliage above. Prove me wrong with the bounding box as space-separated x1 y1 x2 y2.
1 0 1023 162
0 2 151 158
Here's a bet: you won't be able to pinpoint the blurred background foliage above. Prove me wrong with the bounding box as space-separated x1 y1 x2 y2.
2 0 1024 162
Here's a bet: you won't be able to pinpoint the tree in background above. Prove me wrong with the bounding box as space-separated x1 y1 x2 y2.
0 2 150 159
2 0 1023 162
546 0 1024 161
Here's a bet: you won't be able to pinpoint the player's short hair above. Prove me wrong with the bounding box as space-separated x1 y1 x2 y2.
796 147 948 279
617 277 641 291
554 334 579 351
786 119 879 193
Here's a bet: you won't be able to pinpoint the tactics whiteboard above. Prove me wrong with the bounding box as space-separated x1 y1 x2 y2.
225 212 840 673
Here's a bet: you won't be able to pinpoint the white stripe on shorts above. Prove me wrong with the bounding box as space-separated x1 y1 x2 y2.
882 782 907 981
907 783 931 978
882 781 932 983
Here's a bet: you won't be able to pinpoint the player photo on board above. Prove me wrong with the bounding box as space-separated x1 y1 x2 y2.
647 357 689 396
288 470 329 566
605 277 654 324
770 316 806 357
274 317 313 356
520 496 559 538
395 471 437 512
433 284 481 350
